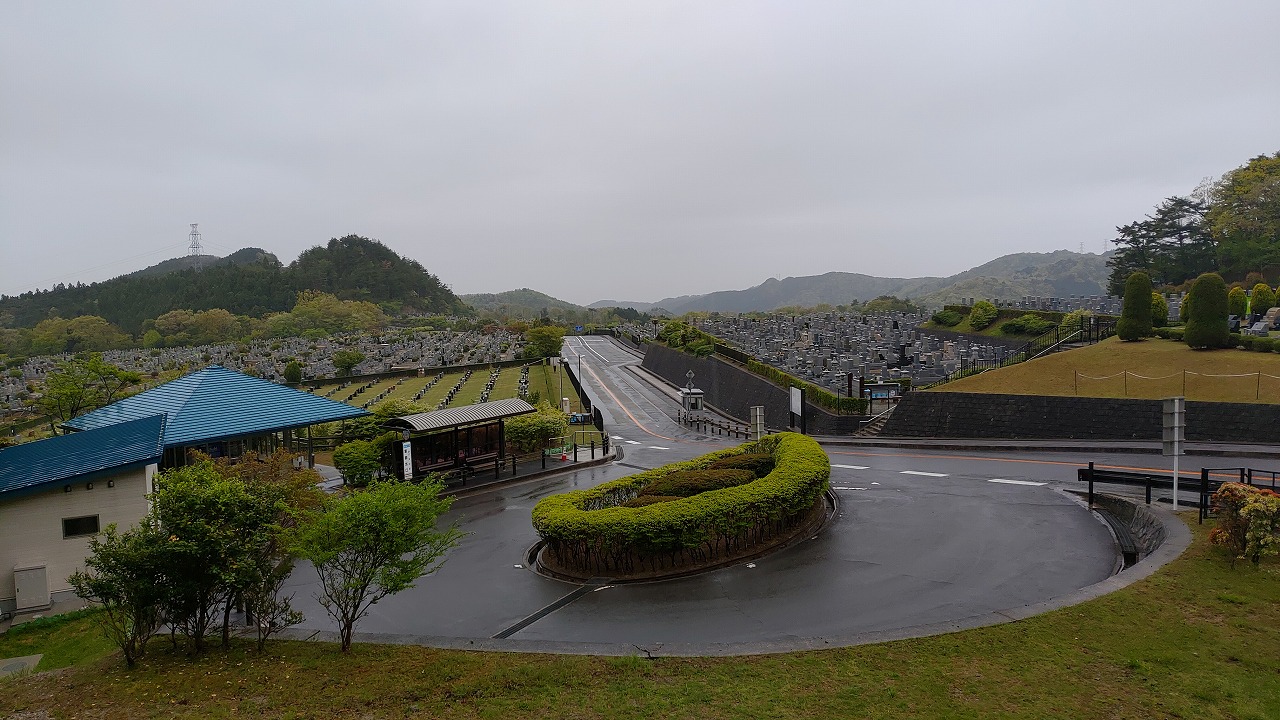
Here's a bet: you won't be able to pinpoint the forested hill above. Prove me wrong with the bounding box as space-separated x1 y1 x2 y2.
0 236 468 332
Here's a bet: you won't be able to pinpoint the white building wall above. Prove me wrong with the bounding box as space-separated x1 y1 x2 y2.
0 463 154 607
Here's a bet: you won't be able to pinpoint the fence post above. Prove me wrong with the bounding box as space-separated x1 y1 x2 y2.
590 440 595 459
1199 468 1209 524
1144 476 1151 505
494 457 500 480
1087 461 1094 506
573 443 578 462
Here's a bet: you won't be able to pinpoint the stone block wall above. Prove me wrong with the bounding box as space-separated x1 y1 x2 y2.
641 344 863 434
881 391 1280 442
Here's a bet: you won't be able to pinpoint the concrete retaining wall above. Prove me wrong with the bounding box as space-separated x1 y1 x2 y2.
1090 494 1167 560
641 344 865 434
881 391 1280 441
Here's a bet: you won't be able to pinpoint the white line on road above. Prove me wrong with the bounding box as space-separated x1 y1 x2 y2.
900 471 949 477
648 446 670 450
611 435 624 440
624 440 641 445
832 487 869 491
832 464 870 470
988 478 1046 486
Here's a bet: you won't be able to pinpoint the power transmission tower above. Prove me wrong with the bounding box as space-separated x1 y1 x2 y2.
188 223 203 269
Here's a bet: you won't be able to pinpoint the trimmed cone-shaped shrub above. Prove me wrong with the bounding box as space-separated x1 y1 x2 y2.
1251 283 1276 316
968 301 998 330
1118 271 1153 340
1228 286 1248 318
1150 292 1169 328
1185 273 1231 349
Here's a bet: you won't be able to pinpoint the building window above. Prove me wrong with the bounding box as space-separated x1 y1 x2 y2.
62 515 100 538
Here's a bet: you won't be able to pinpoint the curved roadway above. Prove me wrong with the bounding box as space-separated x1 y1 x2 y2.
284 336 1219 653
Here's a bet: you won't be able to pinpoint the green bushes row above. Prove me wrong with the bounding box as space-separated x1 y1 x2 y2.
931 310 963 327
639 468 756 498
1152 327 1185 341
1001 313 1056 335
531 433 831 577
1210 482 1280 566
707 452 776 477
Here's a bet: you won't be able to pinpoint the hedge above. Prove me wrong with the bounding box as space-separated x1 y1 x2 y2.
745 359 867 415
639 468 756 498
707 452 776 477
531 433 830 577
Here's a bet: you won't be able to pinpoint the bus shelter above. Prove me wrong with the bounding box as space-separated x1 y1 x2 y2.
383 398 536 480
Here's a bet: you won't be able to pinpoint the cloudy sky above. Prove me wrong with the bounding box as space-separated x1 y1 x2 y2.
2 2 1278 306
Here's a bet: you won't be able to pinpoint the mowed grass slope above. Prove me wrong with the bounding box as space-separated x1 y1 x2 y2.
2 520 1277 719
939 336 1280 403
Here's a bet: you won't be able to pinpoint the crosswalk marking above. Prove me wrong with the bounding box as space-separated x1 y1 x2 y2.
900 470 948 477
832 464 870 470
988 478 1046 486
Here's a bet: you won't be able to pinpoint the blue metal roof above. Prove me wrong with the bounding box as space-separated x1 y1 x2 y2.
62 365 369 447
0 414 166 497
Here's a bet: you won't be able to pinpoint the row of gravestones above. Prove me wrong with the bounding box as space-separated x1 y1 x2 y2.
516 365 531 400
475 367 503 404
322 381 351 398
341 379 380 403
412 372 446 403
362 377 410 410
435 370 473 410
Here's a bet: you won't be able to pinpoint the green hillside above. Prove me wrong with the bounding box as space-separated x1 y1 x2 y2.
0 236 468 333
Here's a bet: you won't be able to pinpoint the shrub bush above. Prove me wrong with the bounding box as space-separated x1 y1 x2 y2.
1166 326 1185 341
1184 273 1230 349
968 301 998 330
623 495 682 508
707 452 776 477
1151 292 1169 328
639 468 757 498
1228 286 1248 318
1240 335 1256 350
1118 271 1154 341
532 433 830 577
1001 313 1055 335
1251 283 1277 315
930 310 963 327
1228 332 1243 348
1211 482 1280 566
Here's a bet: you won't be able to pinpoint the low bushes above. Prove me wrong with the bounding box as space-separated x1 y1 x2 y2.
968 301 999 330
931 310 963 327
1210 482 1280 566
707 452 776 477
531 433 830 578
1001 313 1056 336
639 468 756 498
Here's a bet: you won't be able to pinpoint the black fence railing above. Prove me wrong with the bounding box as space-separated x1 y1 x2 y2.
923 317 1117 389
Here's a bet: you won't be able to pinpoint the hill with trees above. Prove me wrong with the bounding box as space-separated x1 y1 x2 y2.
0 236 467 333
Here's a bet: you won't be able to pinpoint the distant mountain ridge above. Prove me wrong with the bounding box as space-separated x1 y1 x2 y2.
461 288 587 317
589 250 1113 313
122 247 277 279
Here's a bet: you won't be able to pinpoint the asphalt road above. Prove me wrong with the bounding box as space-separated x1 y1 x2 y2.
283 336 1235 651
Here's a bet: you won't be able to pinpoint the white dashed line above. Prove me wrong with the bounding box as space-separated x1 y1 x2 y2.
988 478 1046 486
648 446 670 450
832 487 869 491
611 435 624 440
832 464 870 470
624 440 641 445
900 471 948 477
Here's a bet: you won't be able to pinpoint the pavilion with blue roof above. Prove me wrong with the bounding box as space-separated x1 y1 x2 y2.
62 365 369 468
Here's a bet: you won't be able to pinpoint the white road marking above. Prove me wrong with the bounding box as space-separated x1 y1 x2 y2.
611 435 624 440
900 471 948 477
832 464 870 470
832 486 869 491
988 478 1046 486
625 440 641 445
648 446 670 450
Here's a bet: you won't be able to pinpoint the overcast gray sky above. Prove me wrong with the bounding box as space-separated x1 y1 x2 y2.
2 1 1278 306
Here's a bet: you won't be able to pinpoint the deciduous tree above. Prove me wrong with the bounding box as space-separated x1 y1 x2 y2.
292 480 463 652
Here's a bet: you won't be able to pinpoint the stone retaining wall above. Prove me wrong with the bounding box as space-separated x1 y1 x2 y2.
1090 494 1167 560
881 391 1280 441
641 344 865 434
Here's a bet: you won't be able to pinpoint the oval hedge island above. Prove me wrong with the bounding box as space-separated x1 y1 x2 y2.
531 432 832 581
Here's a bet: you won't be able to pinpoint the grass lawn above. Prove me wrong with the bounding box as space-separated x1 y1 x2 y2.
3 517 1277 719
939 336 1280 403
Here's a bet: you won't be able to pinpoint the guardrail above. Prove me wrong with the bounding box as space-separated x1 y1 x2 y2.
1078 462 1279 524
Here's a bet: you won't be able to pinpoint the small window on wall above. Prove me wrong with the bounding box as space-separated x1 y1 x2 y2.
62 515 100 538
